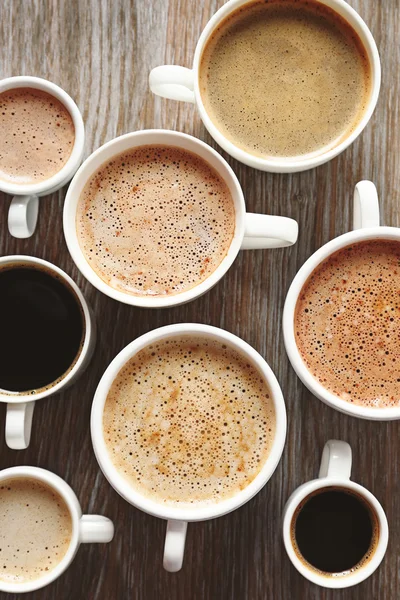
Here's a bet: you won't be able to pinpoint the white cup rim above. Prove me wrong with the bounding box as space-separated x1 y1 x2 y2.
91 323 287 522
0 76 85 195
0 255 93 403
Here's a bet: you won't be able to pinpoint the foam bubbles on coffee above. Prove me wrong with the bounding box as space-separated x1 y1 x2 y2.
103 336 275 506
0 478 72 583
76 145 235 297
295 240 400 407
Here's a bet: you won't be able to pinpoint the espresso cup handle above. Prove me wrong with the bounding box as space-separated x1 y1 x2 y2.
163 520 188 572
149 66 195 103
318 440 352 480
241 213 298 249
353 181 380 230
5 401 35 449
8 195 39 238
79 515 114 543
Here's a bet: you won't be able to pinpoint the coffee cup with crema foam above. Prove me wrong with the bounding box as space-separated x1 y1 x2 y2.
283 180 400 420
0 76 84 238
283 440 388 588
91 323 287 572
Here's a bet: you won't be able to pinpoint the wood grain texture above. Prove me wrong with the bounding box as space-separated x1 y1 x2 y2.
0 0 399 598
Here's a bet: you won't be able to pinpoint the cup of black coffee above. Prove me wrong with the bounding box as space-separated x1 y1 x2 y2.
0 256 95 449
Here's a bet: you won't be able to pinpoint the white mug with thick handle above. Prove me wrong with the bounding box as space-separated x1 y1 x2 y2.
0 76 85 238
91 323 287 572
0 255 96 450
0 466 114 594
283 180 400 420
282 440 388 588
149 0 380 173
63 129 298 308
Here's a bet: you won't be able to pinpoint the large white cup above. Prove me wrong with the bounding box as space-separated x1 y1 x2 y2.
283 180 400 420
0 76 85 238
149 0 380 173
91 323 287 572
0 466 114 594
0 255 96 449
63 129 298 308
282 440 388 588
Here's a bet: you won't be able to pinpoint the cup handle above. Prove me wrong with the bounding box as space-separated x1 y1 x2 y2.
5 401 35 449
149 66 195 103
318 440 352 480
353 181 380 230
79 515 114 543
163 520 188 572
241 213 298 249
8 195 39 238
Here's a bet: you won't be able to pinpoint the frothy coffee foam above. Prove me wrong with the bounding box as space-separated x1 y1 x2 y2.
103 336 275 506
0 478 72 583
200 0 371 158
0 88 75 184
76 145 235 297
295 240 400 407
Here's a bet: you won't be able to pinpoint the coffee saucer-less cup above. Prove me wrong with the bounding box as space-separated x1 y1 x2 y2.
282 440 388 588
0 466 114 594
63 129 298 308
91 323 287 572
149 0 380 173
1 255 95 450
283 180 400 420
0 76 85 238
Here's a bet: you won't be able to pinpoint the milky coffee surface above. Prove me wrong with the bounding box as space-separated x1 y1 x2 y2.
200 0 371 158
295 240 400 407
103 336 276 506
77 145 235 297
0 478 72 583
0 88 75 184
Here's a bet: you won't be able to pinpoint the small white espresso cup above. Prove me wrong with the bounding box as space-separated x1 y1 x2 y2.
283 180 400 420
63 129 298 308
91 323 287 572
0 465 114 594
0 76 85 238
149 0 380 173
282 440 388 588
0 255 95 450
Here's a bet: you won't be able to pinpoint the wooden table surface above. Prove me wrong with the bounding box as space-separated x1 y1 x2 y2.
0 0 399 598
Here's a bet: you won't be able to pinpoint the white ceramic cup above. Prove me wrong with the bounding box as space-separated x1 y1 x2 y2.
282 440 388 588
0 465 114 594
149 0 380 173
63 129 298 308
0 255 96 450
0 76 85 238
91 323 287 572
283 180 400 420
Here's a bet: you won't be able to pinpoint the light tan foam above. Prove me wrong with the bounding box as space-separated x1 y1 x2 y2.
0 478 72 583
76 145 235 297
0 87 75 184
103 336 275 506
295 240 400 407
199 0 371 158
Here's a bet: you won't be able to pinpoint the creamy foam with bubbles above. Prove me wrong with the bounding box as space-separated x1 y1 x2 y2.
103 336 275 506
76 145 235 297
0 88 75 184
0 478 72 583
200 0 371 158
295 240 400 407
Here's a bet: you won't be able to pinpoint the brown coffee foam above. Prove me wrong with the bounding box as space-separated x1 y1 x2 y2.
103 336 276 506
76 145 235 297
0 478 72 583
0 88 75 184
199 0 371 158
295 240 400 407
